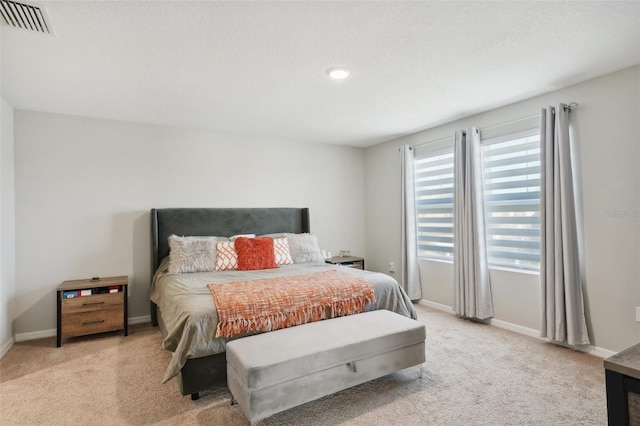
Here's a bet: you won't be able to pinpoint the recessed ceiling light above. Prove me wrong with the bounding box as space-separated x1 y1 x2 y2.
327 67 351 80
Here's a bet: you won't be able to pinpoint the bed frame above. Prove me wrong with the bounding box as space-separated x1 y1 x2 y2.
150 207 310 399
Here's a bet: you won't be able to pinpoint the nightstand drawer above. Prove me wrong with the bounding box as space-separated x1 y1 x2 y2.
338 261 363 269
61 307 125 338
62 293 124 314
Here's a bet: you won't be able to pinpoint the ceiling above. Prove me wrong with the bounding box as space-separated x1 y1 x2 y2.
1 1 639 148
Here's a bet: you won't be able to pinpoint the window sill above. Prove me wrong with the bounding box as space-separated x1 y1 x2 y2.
419 258 540 276
489 265 540 276
418 258 453 265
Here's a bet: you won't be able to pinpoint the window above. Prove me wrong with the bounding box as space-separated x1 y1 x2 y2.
414 142 455 261
413 127 541 272
481 128 541 271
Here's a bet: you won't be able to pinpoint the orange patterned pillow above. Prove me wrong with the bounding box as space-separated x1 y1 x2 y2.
235 237 278 271
215 241 238 271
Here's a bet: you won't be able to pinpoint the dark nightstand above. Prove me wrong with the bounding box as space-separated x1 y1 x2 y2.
604 343 640 425
325 256 365 270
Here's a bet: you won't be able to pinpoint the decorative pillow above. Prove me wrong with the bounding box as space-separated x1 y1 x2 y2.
229 234 256 241
168 235 227 275
215 240 239 271
285 233 325 263
273 237 294 265
258 233 287 239
235 237 278 271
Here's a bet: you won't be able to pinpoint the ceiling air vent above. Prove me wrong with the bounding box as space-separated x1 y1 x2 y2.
0 0 54 35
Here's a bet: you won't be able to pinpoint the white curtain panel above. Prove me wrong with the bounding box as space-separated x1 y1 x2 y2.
400 145 422 300
540 106 590 346
453 129 494 320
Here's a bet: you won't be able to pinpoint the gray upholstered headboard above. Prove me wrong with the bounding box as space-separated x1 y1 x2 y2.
149 207 310 325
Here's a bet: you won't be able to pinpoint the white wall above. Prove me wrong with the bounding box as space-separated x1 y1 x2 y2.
365 65 640 353
13 112 365 335
0 97 16 357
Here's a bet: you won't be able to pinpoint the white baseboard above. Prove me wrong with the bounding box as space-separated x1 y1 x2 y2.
128 315 150 325
489 318 539 339
1 336 14 359
15 328 55 342
418 299 455 314
551 340 617 359
417 298 616 359
586 346 617 359
14 315 152 343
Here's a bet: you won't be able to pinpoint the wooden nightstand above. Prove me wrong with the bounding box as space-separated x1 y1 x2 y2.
325 256 365 270
56 276 128 347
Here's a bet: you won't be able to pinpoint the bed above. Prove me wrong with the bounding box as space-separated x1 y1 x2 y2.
150 207 417 399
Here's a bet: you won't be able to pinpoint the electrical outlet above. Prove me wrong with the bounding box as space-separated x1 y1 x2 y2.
636 307 640 322
388 262 395 273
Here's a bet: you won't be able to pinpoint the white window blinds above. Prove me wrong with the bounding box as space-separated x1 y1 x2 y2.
414 140 455 261
481 128 541 271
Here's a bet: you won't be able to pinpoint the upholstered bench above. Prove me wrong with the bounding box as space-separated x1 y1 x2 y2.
226 309 426 423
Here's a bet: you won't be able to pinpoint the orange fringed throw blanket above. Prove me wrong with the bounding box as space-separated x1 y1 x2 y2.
209 270 376 338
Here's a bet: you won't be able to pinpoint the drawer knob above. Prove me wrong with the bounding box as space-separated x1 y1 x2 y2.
82 301 105 306
82 320 105 326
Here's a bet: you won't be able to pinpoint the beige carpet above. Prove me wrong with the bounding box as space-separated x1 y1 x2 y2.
1 305 606 425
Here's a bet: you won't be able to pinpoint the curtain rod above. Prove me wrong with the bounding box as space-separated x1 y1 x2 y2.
479 112 539 132
411 102 578 149
410 135 453 150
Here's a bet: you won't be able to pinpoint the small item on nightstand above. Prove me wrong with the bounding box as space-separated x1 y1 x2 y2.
91 277 100 281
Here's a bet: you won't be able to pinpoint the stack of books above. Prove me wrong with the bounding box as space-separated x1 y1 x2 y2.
63 285 121 298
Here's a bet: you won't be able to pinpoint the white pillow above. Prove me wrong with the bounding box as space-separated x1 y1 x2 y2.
168 235 227 275
259 233 287 239
285 233 325 263
215 240 239 271
229 234 256 241
273 237 294 265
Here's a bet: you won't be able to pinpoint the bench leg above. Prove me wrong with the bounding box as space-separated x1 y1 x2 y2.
230 395 237 405
416 365 423 379
191 393 200 401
